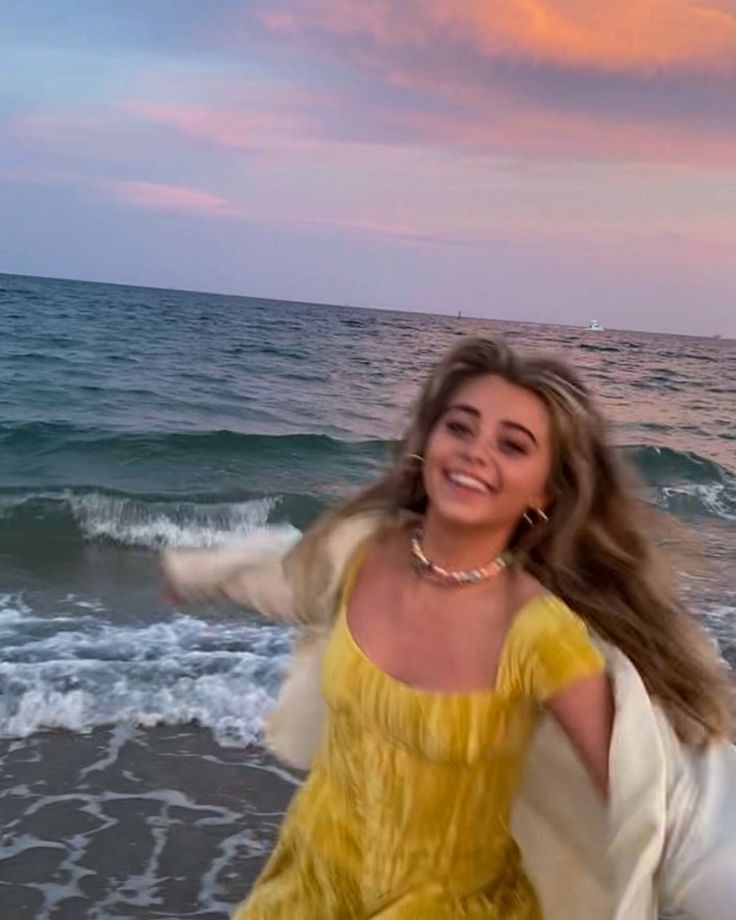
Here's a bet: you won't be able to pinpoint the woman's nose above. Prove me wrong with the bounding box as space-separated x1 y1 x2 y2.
460 440 493 467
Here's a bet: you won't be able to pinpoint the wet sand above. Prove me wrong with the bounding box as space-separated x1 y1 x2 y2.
0 725 299 919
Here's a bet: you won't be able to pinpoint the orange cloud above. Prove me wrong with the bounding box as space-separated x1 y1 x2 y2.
246 1 736 166
262 0 736 73
432 0 736 73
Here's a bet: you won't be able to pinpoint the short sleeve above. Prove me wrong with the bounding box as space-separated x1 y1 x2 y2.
517 597 606 702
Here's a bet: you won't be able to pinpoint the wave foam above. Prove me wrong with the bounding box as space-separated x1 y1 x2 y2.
659 482 736 523
69 492 287 548
622 445 736 522
0 600 292 747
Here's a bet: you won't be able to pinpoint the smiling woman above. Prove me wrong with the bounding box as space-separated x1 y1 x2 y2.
163 336 735 920
422 376 552 537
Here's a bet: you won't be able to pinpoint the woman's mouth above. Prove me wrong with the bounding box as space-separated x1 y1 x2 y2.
443 469 496 496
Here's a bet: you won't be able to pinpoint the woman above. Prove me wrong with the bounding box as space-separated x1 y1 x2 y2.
164 337 734 919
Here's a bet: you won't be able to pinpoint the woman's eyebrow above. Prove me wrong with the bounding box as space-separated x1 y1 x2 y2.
446 403 480 417
447 404 538 446
447 405 538 446
500 419 538 445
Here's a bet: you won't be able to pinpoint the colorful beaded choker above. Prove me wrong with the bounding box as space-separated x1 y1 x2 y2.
410 529 512 587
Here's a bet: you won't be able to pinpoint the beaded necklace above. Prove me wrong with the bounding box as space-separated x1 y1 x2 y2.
410 528 512 587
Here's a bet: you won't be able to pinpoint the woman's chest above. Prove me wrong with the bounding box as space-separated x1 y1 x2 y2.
321 612 536 763
345 577 511 694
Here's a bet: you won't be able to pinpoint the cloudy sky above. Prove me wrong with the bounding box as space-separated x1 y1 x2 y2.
2 1 735 334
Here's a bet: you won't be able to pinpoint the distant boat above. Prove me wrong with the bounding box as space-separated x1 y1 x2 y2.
585 319 605 331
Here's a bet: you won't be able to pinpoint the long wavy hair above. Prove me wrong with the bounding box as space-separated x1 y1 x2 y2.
292 337 733 746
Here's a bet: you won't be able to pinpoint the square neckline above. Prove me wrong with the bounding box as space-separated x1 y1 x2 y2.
339 541 553 699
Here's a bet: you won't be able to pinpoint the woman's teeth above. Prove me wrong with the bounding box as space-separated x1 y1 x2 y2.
446 471 489 493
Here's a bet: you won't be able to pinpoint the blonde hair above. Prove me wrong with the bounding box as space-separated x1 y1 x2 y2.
292 337 733 746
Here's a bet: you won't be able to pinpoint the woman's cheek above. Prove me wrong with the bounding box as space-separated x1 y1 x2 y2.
507 460 546 501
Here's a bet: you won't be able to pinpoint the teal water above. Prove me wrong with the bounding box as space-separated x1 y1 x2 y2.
0 272 733 918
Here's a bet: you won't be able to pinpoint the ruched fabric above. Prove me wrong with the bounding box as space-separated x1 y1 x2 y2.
235 558 604 919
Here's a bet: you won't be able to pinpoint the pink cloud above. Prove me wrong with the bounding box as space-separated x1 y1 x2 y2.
301 215 477 245
123 89 736 168
122 101 304 151
109 180 242 217
20 15 727 173
397 103 736 167
0 163 244 220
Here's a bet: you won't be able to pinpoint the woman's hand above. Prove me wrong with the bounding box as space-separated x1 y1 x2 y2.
160 563 182 606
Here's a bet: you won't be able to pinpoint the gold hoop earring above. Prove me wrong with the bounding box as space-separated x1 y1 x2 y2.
523 507 549 527
406 453 425 465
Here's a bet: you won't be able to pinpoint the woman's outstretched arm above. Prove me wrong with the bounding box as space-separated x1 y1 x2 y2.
161 541 296 622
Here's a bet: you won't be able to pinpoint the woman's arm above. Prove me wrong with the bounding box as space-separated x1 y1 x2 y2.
546 673 614 799
161 542 296 622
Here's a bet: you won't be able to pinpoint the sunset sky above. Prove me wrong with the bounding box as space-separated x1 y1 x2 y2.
2 1 735 335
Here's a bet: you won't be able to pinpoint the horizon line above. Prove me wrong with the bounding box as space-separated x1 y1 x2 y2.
1 269 730 341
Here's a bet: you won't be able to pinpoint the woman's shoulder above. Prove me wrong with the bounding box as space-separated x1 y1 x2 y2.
512 595 596 659
506 576 604 700
508 572 588 636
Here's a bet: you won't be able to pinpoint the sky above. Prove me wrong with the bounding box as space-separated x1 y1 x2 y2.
1 1 735 335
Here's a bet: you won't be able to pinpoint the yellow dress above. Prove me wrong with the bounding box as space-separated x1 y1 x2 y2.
234 562 605 919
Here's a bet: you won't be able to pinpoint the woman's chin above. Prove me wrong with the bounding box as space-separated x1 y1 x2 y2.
426 488 521 532
428 498 498 529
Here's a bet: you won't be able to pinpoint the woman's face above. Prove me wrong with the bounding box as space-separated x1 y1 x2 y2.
423 374 553 530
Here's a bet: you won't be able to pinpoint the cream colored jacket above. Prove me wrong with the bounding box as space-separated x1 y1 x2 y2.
162 513 736 920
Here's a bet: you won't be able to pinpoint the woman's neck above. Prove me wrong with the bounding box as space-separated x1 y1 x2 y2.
419 509 514 570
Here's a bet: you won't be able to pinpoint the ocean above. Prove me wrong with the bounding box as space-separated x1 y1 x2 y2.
0 272 734 919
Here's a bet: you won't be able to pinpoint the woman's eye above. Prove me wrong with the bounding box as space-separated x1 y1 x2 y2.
446 419 471 436
500 439 526 455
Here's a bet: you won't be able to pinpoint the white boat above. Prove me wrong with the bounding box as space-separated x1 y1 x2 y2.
585 319 605 331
